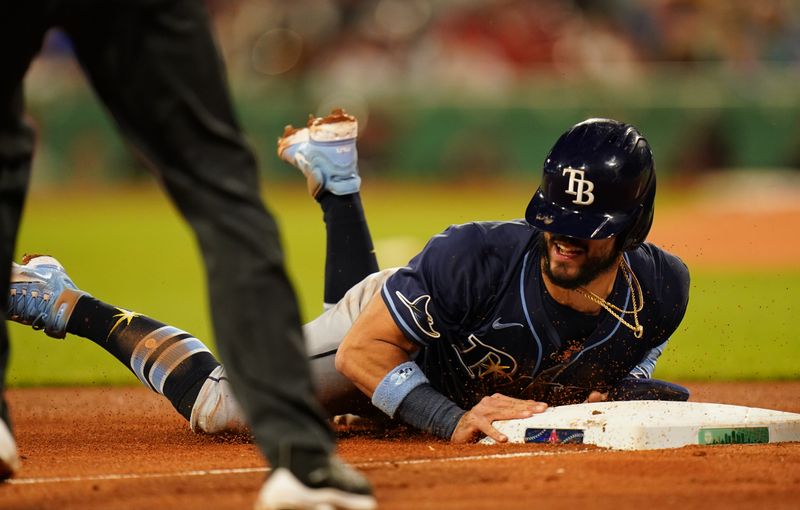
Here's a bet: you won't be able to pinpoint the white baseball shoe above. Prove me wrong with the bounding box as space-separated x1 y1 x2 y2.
256 457 376 510
277 109 360 198
0 417 20 480
190 365 248 434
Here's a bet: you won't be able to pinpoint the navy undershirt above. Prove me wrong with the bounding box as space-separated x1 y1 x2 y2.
540 279 601 362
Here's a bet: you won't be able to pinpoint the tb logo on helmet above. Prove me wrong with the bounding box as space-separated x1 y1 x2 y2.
562 168 595 205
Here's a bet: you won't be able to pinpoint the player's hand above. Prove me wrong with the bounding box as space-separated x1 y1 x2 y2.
451 393 547 444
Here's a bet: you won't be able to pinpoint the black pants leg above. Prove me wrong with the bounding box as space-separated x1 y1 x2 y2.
0 101 32 427
0 6 50 427
58 0 334 465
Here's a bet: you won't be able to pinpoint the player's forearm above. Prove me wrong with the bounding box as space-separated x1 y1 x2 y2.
335 337 411 396
394 384 466 439
335 292 420 396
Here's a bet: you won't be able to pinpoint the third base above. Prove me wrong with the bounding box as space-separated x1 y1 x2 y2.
480 400 800 450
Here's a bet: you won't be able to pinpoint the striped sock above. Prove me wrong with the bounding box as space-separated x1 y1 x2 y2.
66 297 219 421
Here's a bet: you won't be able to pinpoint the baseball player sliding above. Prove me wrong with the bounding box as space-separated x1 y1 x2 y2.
7 111 690 445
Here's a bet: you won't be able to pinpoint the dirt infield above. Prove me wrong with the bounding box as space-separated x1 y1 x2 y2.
2 383 799 510
649 180 800 268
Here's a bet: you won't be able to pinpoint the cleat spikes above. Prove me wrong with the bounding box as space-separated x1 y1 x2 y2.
281 124 301 138
276 107 360 198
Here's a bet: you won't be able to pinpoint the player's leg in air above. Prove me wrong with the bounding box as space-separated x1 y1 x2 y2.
277 108 379 309
276 109 395 418
7 255 244 434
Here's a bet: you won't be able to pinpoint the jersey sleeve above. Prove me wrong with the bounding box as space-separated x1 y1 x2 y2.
381 223 499 347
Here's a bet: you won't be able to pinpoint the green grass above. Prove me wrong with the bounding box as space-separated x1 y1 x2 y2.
6 182 799 386
656 271 800 380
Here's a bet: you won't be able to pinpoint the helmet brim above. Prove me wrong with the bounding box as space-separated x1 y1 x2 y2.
525 189 635 240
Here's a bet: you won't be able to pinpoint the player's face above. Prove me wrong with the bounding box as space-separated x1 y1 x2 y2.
540 233 620 289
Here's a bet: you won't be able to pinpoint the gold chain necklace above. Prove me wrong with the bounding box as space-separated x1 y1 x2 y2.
576 258 644 338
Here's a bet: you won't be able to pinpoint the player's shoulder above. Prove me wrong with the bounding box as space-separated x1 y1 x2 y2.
628 242 690 292
629 243 691 338
632 242 688 273
414 219 538 282
442 218 533 234
438 219 537 248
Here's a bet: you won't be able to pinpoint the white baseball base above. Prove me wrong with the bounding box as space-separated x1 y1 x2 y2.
480 401 800 450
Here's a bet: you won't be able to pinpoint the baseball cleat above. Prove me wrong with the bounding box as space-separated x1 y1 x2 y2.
277 108 361 198
190 365 248 434
8 255 87 339
0 417 20 480
256 457 376 510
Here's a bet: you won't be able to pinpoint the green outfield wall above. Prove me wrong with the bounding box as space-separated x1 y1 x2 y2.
26 71 800 185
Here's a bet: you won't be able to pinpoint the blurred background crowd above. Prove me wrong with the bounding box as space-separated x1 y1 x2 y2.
209 0 800 91
23 0 800 185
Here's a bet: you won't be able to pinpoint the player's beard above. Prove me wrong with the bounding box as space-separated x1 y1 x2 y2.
539 234 620 290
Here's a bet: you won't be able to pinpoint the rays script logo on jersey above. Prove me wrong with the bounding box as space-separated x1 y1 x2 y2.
395 291 441 338
563 168 595 205
453 334 518 383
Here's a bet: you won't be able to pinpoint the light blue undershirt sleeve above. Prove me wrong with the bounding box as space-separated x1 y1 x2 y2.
629 340 668 379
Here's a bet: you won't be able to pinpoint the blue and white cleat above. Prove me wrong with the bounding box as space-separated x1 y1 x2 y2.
277 108 361 198
8 255 88 339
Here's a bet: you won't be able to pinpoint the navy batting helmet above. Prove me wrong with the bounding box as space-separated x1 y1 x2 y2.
525 118 656 250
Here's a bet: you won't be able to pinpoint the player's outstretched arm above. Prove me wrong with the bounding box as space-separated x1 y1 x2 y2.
336 295 547 442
